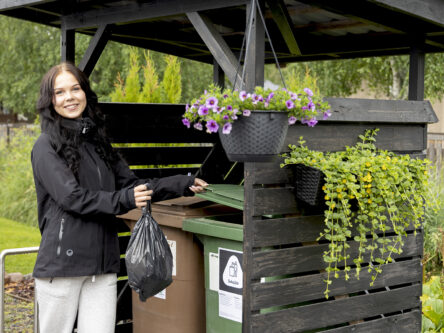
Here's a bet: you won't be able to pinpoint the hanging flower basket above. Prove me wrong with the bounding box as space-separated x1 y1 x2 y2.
292 164 325 206
181 0 331 163
218 110 289 162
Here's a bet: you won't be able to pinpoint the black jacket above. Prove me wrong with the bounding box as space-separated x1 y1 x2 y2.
31 132 194 278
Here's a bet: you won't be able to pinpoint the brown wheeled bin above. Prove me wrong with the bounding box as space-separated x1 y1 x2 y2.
119 196 240 333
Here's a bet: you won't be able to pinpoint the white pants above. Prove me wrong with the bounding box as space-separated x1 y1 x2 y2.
35 273 117 333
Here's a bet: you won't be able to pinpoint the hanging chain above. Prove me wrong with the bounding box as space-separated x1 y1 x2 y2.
232 0 256 92
254 0 287 90
232 0 288 92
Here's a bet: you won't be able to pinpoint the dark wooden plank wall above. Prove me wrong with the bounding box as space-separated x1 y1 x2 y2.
101 102 243 183
242 99 431 333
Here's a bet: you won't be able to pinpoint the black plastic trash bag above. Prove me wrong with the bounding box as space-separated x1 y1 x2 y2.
125 199 173 302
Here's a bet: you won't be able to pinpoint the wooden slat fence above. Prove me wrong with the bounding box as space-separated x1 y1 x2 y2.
242 98 430 333
427 133 444 175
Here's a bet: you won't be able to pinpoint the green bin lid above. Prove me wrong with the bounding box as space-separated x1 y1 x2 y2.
196 184 244 211
182 217 243 241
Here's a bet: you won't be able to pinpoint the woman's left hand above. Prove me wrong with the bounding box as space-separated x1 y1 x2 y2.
189 178 208 194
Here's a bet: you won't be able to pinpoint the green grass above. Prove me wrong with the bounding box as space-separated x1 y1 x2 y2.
0 217 40 274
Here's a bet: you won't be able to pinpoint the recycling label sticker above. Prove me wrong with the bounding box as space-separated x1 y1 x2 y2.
218 248 243 323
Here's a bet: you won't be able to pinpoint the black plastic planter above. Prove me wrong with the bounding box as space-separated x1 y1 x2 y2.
219 110 289 162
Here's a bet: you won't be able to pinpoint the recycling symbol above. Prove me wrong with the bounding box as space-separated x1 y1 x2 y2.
222 255 243 289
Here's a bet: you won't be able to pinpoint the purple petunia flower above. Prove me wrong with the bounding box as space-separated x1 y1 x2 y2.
288 116 297 125
223 115 229 120
194 122 203 131
286 100 295 109
214 106 224 114
182 118 191 128
198 106 209 116
227 105 233 111
223 94 229 98
290 92 298 100
222 122 232 134
323 110 332 120
185 104 190 112
243 109 251 117
266 92 274 102
307 102 315 111
232 114 238 120
307 118 318 127
252 94 260 105
206 97 218 108
206 120 219 133
239 90 247 101
304 88 313 96
301 117 308 124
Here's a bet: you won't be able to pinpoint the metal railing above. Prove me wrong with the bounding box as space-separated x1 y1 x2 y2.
0 247 39 333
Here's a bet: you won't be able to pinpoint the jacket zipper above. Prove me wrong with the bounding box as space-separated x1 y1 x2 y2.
84 145 103 187
96 164 102 187
56 218 65 257
84 144 105 273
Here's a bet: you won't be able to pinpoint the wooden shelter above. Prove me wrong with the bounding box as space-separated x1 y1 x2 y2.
1 0 444 332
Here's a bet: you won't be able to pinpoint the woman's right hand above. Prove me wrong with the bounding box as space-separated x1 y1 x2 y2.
134 184 153 208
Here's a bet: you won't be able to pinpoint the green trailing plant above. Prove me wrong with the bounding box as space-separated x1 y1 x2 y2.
281 129 437 298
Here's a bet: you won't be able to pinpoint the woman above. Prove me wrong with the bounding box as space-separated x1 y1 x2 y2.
31 62 207 333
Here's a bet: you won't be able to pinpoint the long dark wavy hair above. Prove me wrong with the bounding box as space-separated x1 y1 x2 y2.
37 62 120 177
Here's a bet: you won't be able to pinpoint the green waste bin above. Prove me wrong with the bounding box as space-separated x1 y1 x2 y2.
183 216 243 333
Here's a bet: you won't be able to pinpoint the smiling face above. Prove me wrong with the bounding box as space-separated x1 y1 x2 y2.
52 71 87 119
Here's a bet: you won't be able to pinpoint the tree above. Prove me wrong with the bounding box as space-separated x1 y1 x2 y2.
2 14 444 120
266 54 444 102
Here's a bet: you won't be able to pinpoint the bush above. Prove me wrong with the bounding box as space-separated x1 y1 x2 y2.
0 126 39 227
422 275 444 332
423 169 444 277
110 47 182 103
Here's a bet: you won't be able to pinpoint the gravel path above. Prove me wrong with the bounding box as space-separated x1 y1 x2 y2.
3 278 35 333
4 294 35 333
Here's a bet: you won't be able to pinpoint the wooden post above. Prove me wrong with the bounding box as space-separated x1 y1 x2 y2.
242 3 265 331
408 42 425 101
213 58 225 89
61 19 75 63
244 0 265 92
242 162 256 333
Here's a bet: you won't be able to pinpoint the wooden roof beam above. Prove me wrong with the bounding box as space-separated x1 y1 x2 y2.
78 24 111 77
187 11 244 89
265 0 301 56
370 0 444 28
0 0 56 11
296 0 444 51
63 0 248 30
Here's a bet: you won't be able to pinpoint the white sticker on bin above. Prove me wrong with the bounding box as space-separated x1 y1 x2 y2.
209 252 219 292
167 239 177 276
